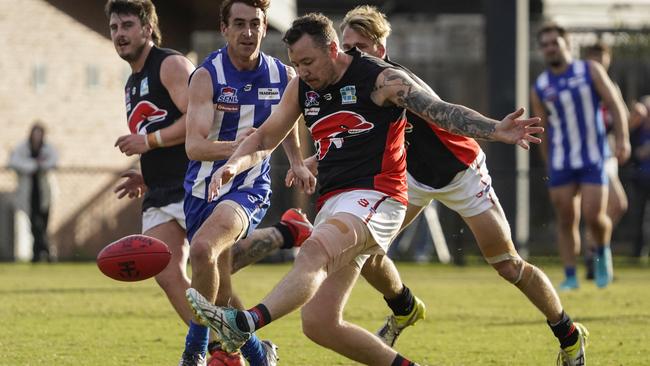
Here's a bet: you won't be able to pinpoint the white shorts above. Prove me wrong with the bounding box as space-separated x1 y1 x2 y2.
407 150 498 218
142 200 186 233
315 190 406 268
604 156 618 177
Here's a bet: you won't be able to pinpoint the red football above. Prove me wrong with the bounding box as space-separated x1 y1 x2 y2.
97 234 171 282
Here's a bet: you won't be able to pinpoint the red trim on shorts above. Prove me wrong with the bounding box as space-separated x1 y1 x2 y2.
476 156 496 206
316 188 362 211
363 195 390 223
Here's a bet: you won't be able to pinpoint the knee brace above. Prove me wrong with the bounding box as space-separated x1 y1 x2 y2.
302 214 369 273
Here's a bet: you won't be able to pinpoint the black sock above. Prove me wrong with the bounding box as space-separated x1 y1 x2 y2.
548 311 579 349
391 354 417 366
235 303 272 332
274 222 294 249
384 285 414 316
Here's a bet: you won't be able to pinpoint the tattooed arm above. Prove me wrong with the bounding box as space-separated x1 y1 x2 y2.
370 67 543 149
231 227 284 274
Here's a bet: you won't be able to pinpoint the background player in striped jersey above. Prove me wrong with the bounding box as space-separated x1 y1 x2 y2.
187 12 543 366
179 1 313 365
531 23 630 292
582 42 628 279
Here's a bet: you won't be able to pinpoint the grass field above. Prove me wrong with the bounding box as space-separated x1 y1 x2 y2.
0 260 648 365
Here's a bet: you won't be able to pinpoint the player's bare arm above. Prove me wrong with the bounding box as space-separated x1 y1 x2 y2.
185 67 242 161
589 60 631 163
372 68 543 149
280 66 316 194
156 54 194 147
530 86 550 167
208 78 303 200
114 55 193 155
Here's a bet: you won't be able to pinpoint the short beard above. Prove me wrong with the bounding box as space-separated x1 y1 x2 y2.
120 42 146 63
549 60 563 68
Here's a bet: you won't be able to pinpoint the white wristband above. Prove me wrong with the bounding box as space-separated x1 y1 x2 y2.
154 130 164 147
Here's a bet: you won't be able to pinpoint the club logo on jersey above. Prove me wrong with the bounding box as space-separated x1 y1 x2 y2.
217 86 239 104
216 86 240 112
541 86 558 103
140 77 149 96
305 107 320 116
127 100 168 134
310 111 374 160
304 91 320 107
258 87 280 100
340 85 357 105
568 75 586 89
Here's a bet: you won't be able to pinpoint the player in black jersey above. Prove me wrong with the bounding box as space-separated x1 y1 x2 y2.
185 13 541 366
106 0 196 331
332 6 586 364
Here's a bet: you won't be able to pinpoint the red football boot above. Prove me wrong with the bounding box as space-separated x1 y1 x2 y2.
207 344 244 366
280 208 313 247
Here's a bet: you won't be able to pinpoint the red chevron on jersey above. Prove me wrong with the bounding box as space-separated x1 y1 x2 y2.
310 111 374 160
127 100 168 134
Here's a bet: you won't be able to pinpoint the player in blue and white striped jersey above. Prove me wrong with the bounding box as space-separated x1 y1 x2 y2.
179 1 313 366
531 22 630 294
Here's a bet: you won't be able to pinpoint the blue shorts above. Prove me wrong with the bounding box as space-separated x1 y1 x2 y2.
184 189 271 243
547 164 608 187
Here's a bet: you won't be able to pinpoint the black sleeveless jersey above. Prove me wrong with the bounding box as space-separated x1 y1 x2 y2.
384 58 480 189
124 46 189 210
298 48 408 207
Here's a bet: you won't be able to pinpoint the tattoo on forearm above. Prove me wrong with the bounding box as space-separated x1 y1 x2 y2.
378 70 496 139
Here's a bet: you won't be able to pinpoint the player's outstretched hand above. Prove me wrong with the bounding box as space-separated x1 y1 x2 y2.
208 164 237 202
115 134 149 156
494 108 543 150
285 155 318 194
114 169 147 199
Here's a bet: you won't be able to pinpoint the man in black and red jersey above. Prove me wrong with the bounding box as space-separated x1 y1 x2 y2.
185 13 541 365
107 0 196 330
326 6 586 364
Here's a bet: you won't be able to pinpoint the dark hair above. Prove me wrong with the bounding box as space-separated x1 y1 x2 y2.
29 122 46 155
105 0 162 46
220 0 270 26
536 22 568 44
282 13 338 49
584 41 610 57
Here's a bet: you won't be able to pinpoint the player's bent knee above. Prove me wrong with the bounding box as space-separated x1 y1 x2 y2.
360 254 382 278
486 252 527 284
301 310 340 344
299 215 367 274
188 237 218 266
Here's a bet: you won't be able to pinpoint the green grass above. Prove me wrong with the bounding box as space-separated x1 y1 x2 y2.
0 261 648 365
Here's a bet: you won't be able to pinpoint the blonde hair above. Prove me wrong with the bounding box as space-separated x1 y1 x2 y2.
340 5 391 45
